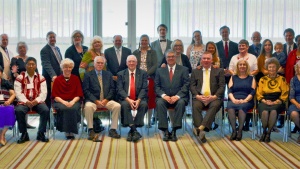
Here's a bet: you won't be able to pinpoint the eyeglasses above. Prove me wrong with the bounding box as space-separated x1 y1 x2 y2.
74 36 82 39
174 45 182 47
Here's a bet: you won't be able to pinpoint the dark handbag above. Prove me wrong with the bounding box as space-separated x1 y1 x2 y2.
263 92 281 101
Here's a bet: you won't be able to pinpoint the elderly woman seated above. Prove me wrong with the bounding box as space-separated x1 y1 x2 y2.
256 58 289 142
288 60 300 144
52 58 83 140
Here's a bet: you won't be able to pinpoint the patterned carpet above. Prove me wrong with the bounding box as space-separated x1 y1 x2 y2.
0 115 300 169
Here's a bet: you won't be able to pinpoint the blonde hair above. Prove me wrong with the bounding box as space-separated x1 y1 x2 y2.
235 60 250 76
90 35 103 52
171 39 184 53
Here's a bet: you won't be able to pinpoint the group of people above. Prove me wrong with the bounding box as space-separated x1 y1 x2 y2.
0 24 300 146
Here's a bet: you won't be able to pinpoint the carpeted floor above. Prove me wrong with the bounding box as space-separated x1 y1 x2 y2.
0 115 300 169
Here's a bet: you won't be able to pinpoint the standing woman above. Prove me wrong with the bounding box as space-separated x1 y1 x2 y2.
65 30 88 78
256 58 289 142
79 35 105 81
0 66 16 146
256 39 273 82
52 58 83 139
205 41 220 68
186 30 205 69
286 35 300 84
133 34 157 126
10 41 29 82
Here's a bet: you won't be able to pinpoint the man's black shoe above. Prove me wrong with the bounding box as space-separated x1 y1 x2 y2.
132 131 141 142
17 132 30 144
169 130 178 142
291 126 299 133
36 132 49 142
108 129 121 139
277 124 284 128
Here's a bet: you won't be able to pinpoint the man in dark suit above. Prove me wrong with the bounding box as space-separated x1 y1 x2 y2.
215 25 239 84
104 35 131 81
117 55 148 142
190 52 225 143
155 50 190 141
151 24 172 68
83 56 121 142
248 31 262 57
40 31 63 109
283 28 297 58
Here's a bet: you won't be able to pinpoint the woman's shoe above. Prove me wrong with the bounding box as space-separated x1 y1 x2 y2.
0 139 6 146
259 133 266 142
230 131 237 140
236 132 243 141
265 134 271 143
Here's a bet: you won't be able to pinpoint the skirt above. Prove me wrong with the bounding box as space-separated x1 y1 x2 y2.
0 105 15 128
258 102 285 115
148 78 156 109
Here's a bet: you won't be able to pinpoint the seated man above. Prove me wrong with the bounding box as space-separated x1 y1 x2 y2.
190 52 225 143
155 50 190 141
83 56 121 142
14 57 50 144
117 55 148 142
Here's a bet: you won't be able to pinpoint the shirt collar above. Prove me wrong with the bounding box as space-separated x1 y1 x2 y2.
114 46 122 51
128 69 136 74
202 67 211 71
168 64 176 70
25 71 37 78
95 70 102 76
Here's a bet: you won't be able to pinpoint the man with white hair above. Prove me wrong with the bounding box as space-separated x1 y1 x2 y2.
0 33 14 80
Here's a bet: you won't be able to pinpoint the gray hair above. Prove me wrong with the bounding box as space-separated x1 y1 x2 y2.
71 30 84 44
0 33 8 42
126 55 137 62
265 57 280 71
94 56 106 66
90 35 103 51
165 49 175 58
16 41 28 54
46 31 56 38
60 58 75 69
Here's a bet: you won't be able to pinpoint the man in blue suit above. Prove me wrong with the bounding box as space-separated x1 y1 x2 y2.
155 50 190 142
40 31 63 109
215 26 239 84
283 28 297 58
83 56 121 142
117 55 148 142
248 31 262 57
104 35 131 81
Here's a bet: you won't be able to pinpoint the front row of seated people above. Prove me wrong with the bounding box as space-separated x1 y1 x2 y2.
0 54 300 145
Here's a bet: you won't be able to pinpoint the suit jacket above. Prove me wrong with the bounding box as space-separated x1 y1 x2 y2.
105 46 131 76
283 43 297 58
160 53 192 73
82 70 115 103
40 44 63 86
132 48 157 78
248 43 262 57
0 47 13 80
155 64 190 103
151 39 172 67
65 44 88 77
190 66 225 99
117 68 148 101
215 40 239 68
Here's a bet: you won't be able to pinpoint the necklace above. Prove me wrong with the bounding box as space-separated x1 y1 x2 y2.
237 54 249 60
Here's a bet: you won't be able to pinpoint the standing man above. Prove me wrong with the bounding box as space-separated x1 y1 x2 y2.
215 25 239 84
117 55 148 142
83 56 121 142
155 50 190 142
0 34 14 80
104 35 131 81
190 52 225 143
14 57 49 144
40 31 63 109
248 31 262 57
283 28 297 58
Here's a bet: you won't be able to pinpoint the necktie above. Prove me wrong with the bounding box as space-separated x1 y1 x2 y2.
160 39 166 42
169 67 173 82
255 47 259 56
54 47 61 63
203 69 210 96
5 48 10 60
98 73 104 100
130 72 136 100
288 45 292 55
116 49 121 65
225 41 229 58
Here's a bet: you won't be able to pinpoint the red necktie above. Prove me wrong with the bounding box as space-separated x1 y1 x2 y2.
130 72 136 100
225 41 229 58
169 67 173 81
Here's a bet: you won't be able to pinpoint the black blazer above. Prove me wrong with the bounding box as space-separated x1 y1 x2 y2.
133 48 157 78
82 70 115 103
283 43 298 58
65 44 88 77
215 40 239 68
40 44 63 86
117 68 148 101
155 64 190 103
248 44 262 57
160 53 192 73
104 46 131 76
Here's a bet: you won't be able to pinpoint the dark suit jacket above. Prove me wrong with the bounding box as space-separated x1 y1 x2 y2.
40 44 63 86
82 70 115 103
104 46 131 76
0 52 3 70
248 44 262 57
65 44 88 77
160 54 192 73
283 43 297 58
151 39 172 67
132 48 157 78
117 68 148 101
190 66 225 99
155 64 190 103
215 40 239 68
